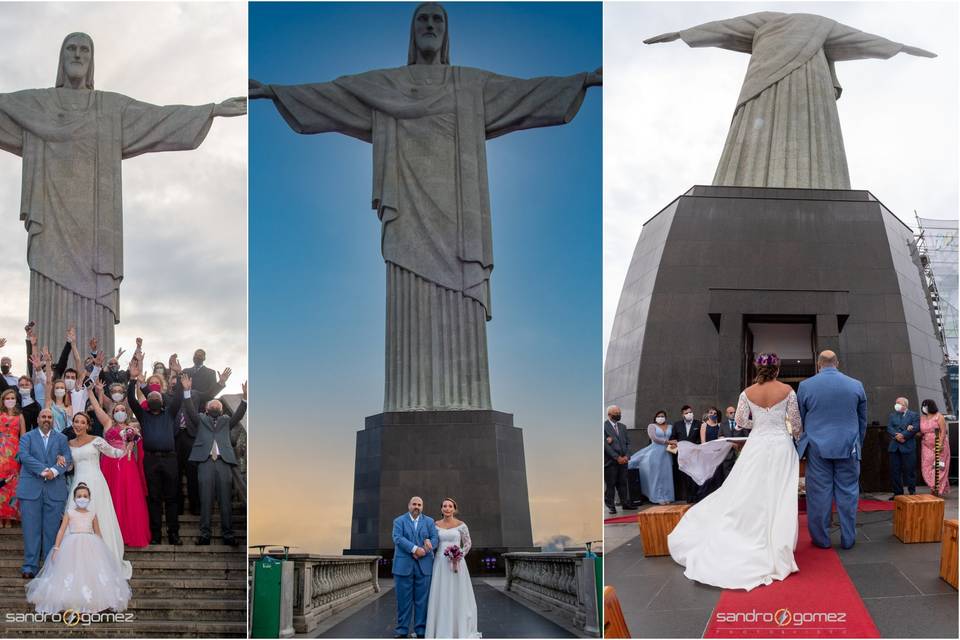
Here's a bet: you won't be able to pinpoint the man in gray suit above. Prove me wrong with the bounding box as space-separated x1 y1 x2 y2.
181 373 247 546
605 405 637 515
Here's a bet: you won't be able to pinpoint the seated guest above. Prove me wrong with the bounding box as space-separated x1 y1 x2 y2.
670 405 701 503
182 374 246 546
919 399 950 496
887 397 920 499
628 410 675 504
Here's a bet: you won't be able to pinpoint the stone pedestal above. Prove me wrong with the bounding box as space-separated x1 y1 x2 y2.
347 410 535 574
606 186 948 445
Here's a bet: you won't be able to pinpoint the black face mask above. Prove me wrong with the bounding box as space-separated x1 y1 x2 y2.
147 398 163 412
207 409 222 419
0 366 9 375
611 414 621 422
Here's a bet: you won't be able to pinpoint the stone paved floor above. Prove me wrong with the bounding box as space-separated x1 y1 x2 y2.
313 580 576 638
604 487 959 638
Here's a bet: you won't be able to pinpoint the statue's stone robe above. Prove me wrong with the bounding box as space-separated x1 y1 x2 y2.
271 65 587 410
679 13 908 189
0 88 214 355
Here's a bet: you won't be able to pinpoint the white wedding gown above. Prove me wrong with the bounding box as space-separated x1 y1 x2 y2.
425 523 481 638
67 437 132 579
668 390 802 590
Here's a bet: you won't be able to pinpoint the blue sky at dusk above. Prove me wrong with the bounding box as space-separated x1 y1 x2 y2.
248 2 602 553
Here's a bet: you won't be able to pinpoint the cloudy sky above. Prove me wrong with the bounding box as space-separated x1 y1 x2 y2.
248 1 602 554
604 1 959 353
0 2 247 394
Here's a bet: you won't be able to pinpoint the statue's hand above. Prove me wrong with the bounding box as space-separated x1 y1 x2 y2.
214 97 248 118
249 79 276 100
644 32 681 45
586 67 602 88
901 45 936 59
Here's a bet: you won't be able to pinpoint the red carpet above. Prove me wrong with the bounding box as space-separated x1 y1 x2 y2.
604 499 893 525
704 514 879 638
604 514 639 525
798 498 895 514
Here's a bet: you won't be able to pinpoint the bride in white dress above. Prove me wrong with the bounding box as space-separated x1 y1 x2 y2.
425 498 481 639
65 411 133 579
668 353 803 591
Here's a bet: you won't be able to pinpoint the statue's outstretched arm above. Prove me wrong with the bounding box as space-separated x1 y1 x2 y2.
825 22 936 61
213 96 247 117
249 78 276 100
645 12 779 53
585 67 602 88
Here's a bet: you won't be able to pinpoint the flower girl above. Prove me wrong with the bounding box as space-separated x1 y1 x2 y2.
25 483 132 613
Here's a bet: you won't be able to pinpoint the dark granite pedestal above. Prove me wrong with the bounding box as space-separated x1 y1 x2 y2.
346 410 537 576
606 186 948 455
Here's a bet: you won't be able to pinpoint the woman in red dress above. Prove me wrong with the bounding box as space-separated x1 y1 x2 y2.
90 382 150 546
0 388 24 528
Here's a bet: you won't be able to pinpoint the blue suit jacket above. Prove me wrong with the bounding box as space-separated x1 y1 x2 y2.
797 367 867 460
391 513 439 577
15 429 72 501
887 409 921 453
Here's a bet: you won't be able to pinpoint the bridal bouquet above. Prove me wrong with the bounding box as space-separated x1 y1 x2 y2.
120 427 141 460
444 545 464 573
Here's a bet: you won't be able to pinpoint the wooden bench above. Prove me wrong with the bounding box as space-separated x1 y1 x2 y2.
940 519 958 589
893 494 945 543
637 504 691 556
603 585 631 638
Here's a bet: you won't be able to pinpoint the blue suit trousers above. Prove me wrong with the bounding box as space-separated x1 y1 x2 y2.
20 493 67 574
395 561 431 636
805 445 860 549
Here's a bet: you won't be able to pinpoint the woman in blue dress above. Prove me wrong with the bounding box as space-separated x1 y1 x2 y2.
628 410 675 504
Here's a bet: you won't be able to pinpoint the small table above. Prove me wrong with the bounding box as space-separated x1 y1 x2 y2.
893 494 945 543
637 504 692 557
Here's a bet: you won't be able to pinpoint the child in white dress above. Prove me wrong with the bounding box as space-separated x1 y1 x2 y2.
25 482 132 613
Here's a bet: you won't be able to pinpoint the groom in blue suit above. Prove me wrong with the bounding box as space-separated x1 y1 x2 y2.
16 408 72 577
392 496 439 638
797 350 867 549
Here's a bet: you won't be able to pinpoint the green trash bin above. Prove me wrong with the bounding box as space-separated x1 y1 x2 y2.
251 546 288 638
586 541 602 631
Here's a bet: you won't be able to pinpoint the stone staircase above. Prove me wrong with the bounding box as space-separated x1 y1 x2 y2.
0 493 247 637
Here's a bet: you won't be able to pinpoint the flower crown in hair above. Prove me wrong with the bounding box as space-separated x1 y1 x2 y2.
755 353 780 367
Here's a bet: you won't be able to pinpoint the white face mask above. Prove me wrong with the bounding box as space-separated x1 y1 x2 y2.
75 498 90 509
921 406 929 415
113 411 127 423
894 403 903 412
19 388 31 396
655 416 666 424
111 392 124 403
3 399 15 409
64 379 76 391
54 388 66 398
684 412 694 421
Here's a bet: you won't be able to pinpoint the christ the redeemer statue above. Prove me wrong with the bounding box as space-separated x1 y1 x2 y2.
250 2 601 412
646 12 935 189
0 32 246 356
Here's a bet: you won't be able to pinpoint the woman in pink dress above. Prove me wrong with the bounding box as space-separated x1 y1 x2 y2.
90 382 150 547
919 399 950 496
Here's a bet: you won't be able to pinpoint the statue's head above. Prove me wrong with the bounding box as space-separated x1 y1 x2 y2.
56 32 95 90
407 2 449 65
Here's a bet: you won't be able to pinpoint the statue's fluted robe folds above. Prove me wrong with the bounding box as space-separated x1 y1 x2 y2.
679 13 910 189
0 88 214 354
270 66 587 411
